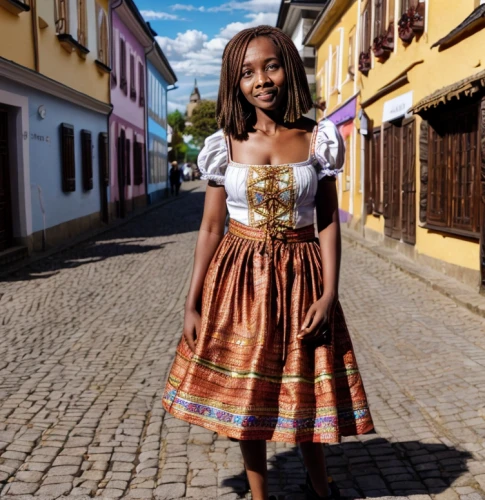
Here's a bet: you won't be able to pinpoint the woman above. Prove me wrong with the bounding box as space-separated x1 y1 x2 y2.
169 161 182 196
162 26 374 500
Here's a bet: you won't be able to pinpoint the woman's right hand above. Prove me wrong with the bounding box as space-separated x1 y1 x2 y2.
183 307 201 352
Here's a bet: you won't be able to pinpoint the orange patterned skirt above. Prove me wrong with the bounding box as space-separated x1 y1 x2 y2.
162 219 374 443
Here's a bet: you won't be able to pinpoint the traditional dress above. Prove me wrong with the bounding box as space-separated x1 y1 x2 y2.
162 120 374 443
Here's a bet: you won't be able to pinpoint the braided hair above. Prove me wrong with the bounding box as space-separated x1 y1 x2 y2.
217 25 313 141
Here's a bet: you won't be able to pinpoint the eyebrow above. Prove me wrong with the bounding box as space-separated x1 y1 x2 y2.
241 57 280 69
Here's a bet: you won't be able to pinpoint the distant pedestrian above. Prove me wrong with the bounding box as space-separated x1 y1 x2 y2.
162 26 374 500
169 161 182 196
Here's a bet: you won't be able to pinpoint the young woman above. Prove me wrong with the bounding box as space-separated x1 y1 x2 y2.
162 26 374 500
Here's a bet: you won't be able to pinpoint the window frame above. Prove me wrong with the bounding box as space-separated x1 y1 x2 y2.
60 123 75 193
120 37 127 95
81 129 93 191
139 62 145 107
130 53 136 101
77 0 87 48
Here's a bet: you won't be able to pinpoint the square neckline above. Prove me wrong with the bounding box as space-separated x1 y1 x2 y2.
226 125 318 168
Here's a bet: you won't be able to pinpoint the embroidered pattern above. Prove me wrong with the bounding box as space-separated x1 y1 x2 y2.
247 166 296 234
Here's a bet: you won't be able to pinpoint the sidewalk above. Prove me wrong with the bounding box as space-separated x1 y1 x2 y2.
341 226 485 320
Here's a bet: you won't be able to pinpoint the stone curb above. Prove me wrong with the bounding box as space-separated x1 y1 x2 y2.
0 182 202 279
341 226 485 321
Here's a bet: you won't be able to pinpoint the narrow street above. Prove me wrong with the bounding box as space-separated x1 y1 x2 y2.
1 182 485 499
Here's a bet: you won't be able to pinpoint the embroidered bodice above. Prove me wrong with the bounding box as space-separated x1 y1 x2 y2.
197 120 345 231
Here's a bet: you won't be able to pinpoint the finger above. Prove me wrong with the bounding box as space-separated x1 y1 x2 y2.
184 330 196 352
299 306 316 334
302 312 326 335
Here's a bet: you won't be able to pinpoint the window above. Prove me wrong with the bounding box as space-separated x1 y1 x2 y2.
139 62 145 107
98 132 109 187
134 138 144 186
77 0 87 47
126 138 131 185
130 54 136 100
81 130 93 191
348 28 356 78
388 0 396 24
361 1 372 53
111 30 117 84
427 104 480 235
330 47 339 92
374 0 386 38
60 123 75 192
96 3 109 66
366 127 383 214
120 38 127 94
401 0 412 15
55 0 68 34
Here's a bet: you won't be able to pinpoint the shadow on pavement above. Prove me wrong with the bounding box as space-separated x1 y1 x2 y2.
1 190 206 283
221 437 473 499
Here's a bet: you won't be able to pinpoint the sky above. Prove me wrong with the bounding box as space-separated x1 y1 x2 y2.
135 0 280 114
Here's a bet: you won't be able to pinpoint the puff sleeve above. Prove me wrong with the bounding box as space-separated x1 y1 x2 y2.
197 130 228 186
314 119 345 180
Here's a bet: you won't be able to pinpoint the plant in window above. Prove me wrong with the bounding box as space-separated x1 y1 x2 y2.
398 9 415 43
382 22 395 51
358 50 371 75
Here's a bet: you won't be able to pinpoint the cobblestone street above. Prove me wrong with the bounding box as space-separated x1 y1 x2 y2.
1 181 485 499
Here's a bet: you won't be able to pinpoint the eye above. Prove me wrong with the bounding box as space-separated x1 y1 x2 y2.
267 63 280 71
241 69 253 78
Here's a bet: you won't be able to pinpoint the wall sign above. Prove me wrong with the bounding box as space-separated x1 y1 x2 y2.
382 91 414 122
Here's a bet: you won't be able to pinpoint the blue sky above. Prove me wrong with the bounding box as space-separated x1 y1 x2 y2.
136 0 280 114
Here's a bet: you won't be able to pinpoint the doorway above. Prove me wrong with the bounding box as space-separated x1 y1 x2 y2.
383 118 416 245
0 107 13 251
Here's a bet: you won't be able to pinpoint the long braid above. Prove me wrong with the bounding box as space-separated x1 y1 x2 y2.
216 26 313 141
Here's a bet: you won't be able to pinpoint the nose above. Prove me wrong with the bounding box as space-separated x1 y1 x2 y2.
254 70 272 88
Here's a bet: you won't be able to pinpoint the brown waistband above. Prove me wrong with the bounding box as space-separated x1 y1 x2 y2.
228 219 316 243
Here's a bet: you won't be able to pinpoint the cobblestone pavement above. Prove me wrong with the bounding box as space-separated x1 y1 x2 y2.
1 181 485 500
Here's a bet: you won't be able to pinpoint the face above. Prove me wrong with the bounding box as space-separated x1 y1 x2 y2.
239 36 287 112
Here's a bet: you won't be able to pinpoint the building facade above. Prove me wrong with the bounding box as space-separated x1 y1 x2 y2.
146 38 176 204
305 0 485 293
0 0 111 254
109 0 151 219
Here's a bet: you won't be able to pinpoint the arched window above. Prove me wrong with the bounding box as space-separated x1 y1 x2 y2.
96 3 109 65
77 0 87 47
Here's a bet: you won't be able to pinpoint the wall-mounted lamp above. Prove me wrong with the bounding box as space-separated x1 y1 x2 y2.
38 105 47 120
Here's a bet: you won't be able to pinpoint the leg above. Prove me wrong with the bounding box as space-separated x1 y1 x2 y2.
299 442 329 497
239 440 268 500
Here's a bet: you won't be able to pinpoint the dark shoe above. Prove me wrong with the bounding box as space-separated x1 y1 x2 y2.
305 473 340 500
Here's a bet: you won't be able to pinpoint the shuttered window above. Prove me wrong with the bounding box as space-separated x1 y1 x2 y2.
98 132 109 187
130 54 136 100
60 123 75 192
81 130 93 191
427 103 480 235
139 62 145 107
120 38 127 94
126 138 131 186
134 138 144 186
401 0 412 14
374 0 386 38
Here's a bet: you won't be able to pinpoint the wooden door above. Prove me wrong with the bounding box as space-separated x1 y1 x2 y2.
401 119 416 245
390 124 401 240
99 132 109 223
383 124 393 237
480 99 485 293
0 108 12 251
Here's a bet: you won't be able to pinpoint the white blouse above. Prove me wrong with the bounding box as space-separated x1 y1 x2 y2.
198 120 345 230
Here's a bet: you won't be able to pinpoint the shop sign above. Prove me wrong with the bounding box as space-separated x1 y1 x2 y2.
382 91 413 122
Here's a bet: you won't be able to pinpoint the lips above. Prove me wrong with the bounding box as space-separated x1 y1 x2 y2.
255 90 277 102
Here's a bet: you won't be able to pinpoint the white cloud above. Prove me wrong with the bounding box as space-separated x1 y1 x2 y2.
157 30 209 59
168 100 187 113
140 10 184 21
219 12 278 38
171 4 206 12
208 0 280 13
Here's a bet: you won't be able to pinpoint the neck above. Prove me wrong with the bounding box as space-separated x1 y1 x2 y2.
253 108 286 134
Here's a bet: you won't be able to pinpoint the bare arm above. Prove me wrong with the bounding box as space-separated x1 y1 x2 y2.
298 178 340 341
184 182 227 351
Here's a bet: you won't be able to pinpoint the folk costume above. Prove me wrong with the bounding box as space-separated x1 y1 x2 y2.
162 120 374 443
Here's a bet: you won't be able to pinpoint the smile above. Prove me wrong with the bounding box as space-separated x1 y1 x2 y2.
255 91 277 101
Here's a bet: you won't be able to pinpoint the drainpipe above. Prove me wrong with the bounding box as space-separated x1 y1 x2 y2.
30 0 39 72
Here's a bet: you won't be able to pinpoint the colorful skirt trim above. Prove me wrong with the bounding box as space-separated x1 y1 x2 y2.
162 219 374 443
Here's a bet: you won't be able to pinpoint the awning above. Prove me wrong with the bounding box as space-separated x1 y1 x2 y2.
410 69 485 114
327 94 358 126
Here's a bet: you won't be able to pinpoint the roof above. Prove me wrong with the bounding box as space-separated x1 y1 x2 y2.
410 68 485 115
303 0 352 47
276 0 326 30
431 4 485 49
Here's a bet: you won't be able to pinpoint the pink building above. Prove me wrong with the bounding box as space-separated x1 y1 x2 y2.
109 0 152 218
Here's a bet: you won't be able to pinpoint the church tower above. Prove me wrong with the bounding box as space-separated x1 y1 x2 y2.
187 79 201 118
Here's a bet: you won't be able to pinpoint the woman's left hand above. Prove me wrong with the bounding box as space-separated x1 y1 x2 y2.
298 295 337 345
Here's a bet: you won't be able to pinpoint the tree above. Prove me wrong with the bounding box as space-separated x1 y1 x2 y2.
168 130 188 163
185 100 218 147
168 110 186 134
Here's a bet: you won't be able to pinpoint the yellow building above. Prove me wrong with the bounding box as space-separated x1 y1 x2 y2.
0 0 111 256
305 0 485 294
